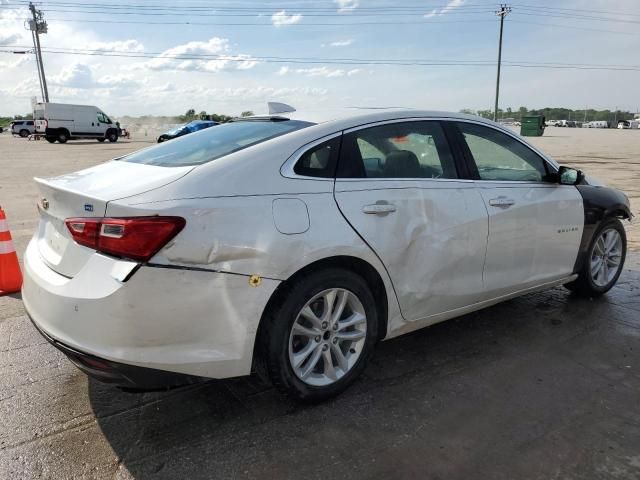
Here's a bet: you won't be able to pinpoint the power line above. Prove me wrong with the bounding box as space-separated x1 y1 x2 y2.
11 16 503 26
3 45 640 71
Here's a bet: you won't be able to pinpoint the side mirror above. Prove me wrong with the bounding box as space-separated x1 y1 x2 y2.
557 166 584 185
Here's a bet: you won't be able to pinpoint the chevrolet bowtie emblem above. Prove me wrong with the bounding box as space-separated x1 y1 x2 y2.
41 198 49 210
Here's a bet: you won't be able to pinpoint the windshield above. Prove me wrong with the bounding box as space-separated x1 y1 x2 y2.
122 119 313 167
167 126 185 135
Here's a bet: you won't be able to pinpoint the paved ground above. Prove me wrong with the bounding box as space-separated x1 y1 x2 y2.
1 129 639 479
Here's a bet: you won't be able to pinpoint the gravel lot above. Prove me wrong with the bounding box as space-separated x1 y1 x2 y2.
0 128 639 479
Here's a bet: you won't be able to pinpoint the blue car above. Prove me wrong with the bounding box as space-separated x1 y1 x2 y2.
157 120 218 143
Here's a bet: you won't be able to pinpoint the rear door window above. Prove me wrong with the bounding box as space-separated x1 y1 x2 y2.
337 121 458 179
122 119 313 167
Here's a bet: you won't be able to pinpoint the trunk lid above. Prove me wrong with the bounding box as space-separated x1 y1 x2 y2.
34 160 192 277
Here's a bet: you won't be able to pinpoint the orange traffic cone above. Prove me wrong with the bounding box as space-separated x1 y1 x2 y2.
0 207 23 295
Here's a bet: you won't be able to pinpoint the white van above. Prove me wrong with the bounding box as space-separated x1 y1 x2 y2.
34 102 119 143
584 121 609 129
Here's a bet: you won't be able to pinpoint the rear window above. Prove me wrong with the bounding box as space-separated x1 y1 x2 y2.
121 119 313 167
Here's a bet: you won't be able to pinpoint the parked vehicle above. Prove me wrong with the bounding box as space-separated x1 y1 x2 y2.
157 120 219 143
546 120 559 127
584 121 609 129
11 120 35 137
23 107 632 402
33 102 119 143
618 120 640 129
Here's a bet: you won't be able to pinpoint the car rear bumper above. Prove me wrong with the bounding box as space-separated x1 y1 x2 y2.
29 315 206 389
22 238 280 382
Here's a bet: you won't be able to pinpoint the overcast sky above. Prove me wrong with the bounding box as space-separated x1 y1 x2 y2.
1 0 638 117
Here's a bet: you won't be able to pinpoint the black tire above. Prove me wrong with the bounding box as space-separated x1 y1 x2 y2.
45 136 56 143
258 268 378 403
107 130 118 143
565 217 626 297
97 138 105 142
157 136 166 143
57 130 69 144
19 129 29 138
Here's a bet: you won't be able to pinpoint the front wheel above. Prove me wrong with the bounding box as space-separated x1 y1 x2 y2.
19 129 29 138
107 131 118 142
565 217 626 297
259 269 378 402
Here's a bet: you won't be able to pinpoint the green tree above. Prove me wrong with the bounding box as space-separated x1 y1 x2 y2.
240 110 254 117
517 106 528 119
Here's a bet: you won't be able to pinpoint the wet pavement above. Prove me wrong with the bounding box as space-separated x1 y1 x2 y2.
1 255 639 479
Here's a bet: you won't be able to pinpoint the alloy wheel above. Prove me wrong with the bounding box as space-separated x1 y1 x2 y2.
288 288 367 387
590 228 623 287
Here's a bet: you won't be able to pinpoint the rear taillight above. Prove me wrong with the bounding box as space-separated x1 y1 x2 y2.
65 216 185 262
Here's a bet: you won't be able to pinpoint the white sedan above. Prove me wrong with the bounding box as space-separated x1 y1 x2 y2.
23 107 632 401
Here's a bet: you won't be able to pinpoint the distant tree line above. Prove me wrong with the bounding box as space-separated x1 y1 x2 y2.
179 108 254 123
0 113 33 127
460 107 636 123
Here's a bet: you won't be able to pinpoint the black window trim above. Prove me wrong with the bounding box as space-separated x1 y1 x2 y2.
446 119 559 183
282 116 560 183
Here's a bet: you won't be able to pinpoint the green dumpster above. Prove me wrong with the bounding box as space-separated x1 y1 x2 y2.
520 115 545 137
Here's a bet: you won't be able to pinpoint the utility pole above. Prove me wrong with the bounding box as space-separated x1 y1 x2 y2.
493 4 511 122
28 2 49 102
31 30 44 101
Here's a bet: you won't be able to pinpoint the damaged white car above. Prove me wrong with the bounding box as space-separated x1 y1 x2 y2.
23 106 631 401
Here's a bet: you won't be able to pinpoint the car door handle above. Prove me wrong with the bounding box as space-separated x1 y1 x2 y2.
362 202 396 215
488 196 516 208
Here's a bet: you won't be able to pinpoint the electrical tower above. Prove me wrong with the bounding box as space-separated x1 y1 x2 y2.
493 4 511 122
27 2 49 102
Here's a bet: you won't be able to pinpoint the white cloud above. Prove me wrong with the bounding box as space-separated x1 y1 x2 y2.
0 32 20 46
144 37 258 72
425 0 465 17
87 39 144 52
281 66 361 78
0 55 31 69
334 0 358 12
50 64 95 89
329 39 353 47
50 63 139 90
271 10 303 26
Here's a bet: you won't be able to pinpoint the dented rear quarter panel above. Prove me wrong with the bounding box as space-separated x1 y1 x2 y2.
106 181 403 339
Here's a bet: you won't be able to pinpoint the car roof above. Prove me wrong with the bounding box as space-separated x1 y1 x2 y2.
244 107 499 130
188 120 216 124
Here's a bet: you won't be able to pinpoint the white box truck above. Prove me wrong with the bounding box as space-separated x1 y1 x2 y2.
34 102 119 143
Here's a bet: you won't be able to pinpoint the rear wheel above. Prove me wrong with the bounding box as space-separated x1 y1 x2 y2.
259 269 378 402
57 129 69 144
565 217 626 297
107 130 118 143
19 129 29 138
